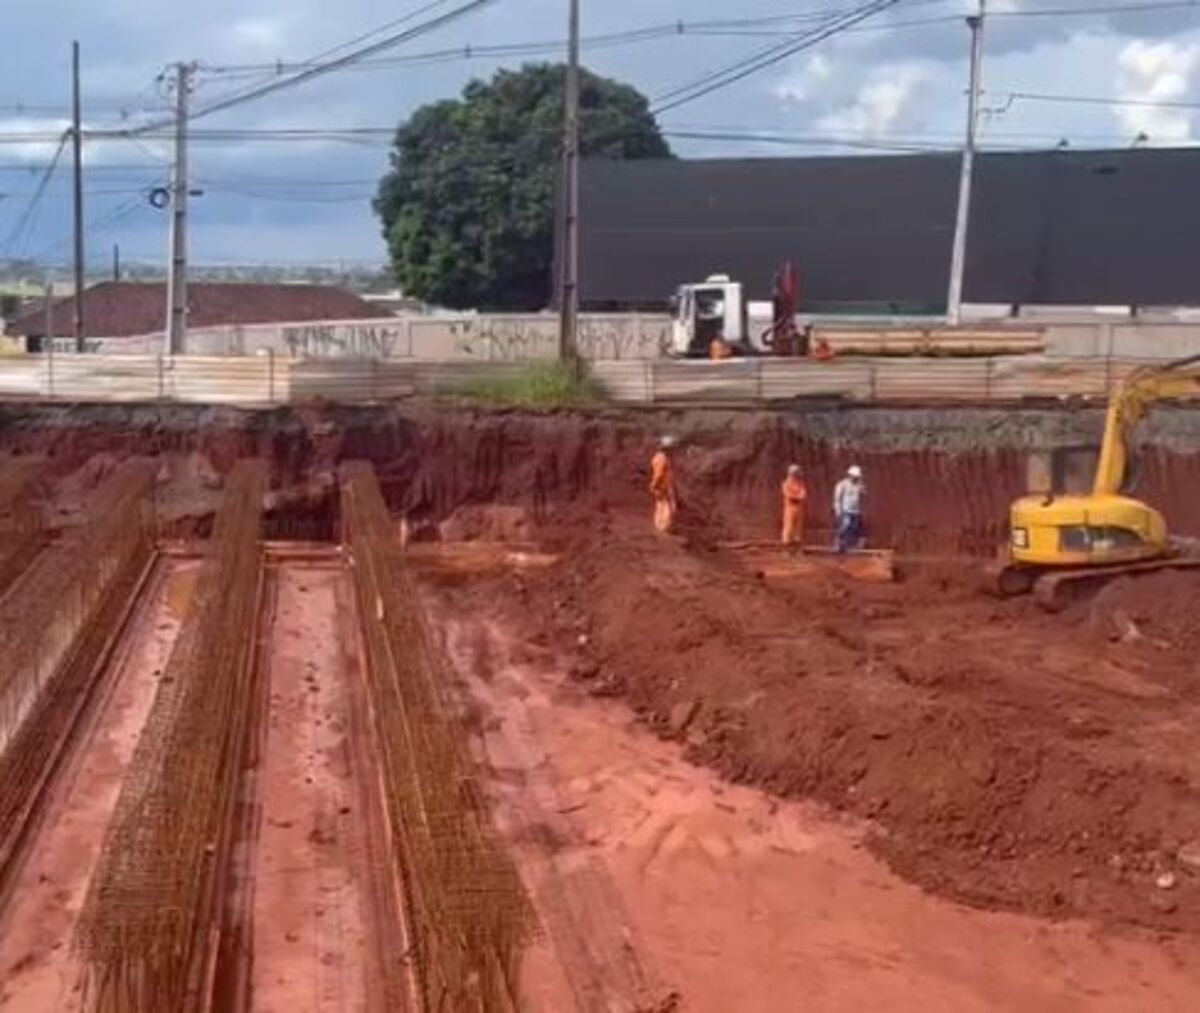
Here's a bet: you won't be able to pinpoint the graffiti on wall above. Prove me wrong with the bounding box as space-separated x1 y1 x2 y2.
280 322 408 358
577 316 671 360
451 315 671 361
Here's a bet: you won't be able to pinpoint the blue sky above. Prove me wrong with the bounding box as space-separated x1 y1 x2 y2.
2 0 1199 271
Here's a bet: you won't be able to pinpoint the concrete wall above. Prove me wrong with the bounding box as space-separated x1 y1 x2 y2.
1042 322 1200 360
73 312 1200 363
88 313 672 361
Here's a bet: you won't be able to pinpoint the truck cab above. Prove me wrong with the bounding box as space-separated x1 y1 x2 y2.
670 275 748 357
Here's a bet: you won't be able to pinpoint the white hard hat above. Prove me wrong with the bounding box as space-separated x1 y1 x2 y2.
659 435 676 449
787 463 801 476
848 465 863 479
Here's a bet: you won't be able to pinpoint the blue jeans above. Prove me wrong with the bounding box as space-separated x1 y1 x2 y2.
835 512 863 553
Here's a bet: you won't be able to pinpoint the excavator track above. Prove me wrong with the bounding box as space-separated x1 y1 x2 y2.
1032 557 1200 612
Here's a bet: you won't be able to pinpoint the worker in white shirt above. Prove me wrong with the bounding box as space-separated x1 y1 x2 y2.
833 465 865 553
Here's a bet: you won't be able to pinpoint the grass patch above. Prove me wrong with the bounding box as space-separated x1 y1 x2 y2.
450 362 602 408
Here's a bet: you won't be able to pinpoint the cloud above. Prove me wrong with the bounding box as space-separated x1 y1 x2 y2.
229 18 286 54
773 55 834 106
816 64 931 139
1114 39 1200 142
8 0 1200 263
0 118 71 165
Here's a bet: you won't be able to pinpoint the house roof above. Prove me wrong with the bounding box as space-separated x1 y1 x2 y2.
5 281 382 338
572 147 1200 308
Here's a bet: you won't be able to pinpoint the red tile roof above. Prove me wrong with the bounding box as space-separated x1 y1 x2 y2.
5 281 382 338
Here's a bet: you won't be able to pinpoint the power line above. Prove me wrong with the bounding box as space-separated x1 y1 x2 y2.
191 0 971 77
991 0 1200 18
0 163 169 172
679 0 1200 36
106 0 497 138
195 9 866 78
187 0 1200 81
652 0 902 116
663 127 961 152
1 131 69 256
303 0 462 67
1003 89 1200 110
27 193 151 263
0 185 155 199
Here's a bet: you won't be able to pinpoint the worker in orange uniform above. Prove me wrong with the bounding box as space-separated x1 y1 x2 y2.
709 333 733 360
781 463 807 549
650 436 678 534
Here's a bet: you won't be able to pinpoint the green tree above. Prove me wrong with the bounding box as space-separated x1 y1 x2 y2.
374 63 671 310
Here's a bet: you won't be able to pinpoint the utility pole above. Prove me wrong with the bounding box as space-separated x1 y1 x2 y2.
165 62 194 356
112 243 121 282
946 0 985 327
71 41 85 351
43 278 54 353
557 0 581 364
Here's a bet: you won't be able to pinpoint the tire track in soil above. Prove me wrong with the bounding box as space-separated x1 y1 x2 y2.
437 596 1200 1013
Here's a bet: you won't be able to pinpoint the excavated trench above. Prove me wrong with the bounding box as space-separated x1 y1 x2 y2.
8 400 1200 550
2 402 1200 1010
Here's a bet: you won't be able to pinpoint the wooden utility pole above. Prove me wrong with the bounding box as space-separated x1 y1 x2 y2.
43 279 53 352
946 0 985 326
71 41 86 350
557 0 581 363
165 62 194 356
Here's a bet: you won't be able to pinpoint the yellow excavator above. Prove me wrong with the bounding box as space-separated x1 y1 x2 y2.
995 353 1200 610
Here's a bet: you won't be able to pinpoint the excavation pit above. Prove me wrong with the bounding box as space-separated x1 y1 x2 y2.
0 401 1198 1011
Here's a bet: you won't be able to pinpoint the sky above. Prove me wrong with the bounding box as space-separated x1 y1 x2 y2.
1 0 1199 272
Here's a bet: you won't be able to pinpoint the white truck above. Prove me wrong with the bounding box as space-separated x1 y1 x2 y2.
669 265 803 358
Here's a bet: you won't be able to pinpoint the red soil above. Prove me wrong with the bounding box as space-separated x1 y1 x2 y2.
439 594 1200 1012
468 527 1200 936
247 566 383 1011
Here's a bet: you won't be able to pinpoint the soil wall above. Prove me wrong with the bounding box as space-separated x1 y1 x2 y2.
4 402 1200 552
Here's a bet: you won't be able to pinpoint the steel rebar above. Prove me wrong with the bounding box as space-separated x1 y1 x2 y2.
76 459 268 1012
340 461 530 1012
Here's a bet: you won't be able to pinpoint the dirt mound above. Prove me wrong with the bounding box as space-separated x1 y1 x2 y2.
1086 570 1200 652
493 530 1200 934
439 504 534 543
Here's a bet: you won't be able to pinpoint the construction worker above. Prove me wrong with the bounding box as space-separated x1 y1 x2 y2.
813 337 836 362
650 436 678 534
781 464 807 548
709 332 733 360
833 464 865 553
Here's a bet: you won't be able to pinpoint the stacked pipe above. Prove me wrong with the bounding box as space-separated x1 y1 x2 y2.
76 459 268 1012
0 460 157 889
340 461 530 1012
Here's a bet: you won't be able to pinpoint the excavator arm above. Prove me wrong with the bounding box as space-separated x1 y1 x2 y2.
1092 353 1200 496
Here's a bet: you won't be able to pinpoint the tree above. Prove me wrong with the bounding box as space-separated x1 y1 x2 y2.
374 63 671 311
